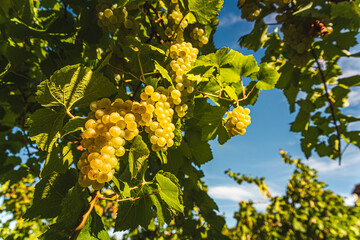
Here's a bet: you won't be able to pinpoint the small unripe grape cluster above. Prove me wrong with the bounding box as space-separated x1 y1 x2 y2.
96 0 123 34
165 2 188 42
240 1 261 21
78 97 140 189
281 22 313 66
225 106 251 137
97 1 138 34
141 85 178 151
190 27 209 47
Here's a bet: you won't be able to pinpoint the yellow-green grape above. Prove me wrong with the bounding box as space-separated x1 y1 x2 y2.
240 1 262 21
225 106 251 137
191 27 209 47
115 146 126 157
90 158 103 170
91 181 105 190
97 172 109 184
78 174 92 187
145 85 154 95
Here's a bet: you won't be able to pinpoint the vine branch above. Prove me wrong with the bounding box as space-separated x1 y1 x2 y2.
71 191 100 240
142 3 165 44
310 47 342 164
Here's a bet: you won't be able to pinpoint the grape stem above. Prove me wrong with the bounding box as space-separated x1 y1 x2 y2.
142 2 165 44
147 3 167 31
99 191 160 202
108 64 142 82
196 82 256 105
66 110 75 119
71 190 100 240
310 47 342 164
170 11 189 40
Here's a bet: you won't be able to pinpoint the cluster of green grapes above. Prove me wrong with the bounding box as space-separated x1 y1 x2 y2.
140 85 178 151
225 106 251 137
165 1 188 43
190 27 209 47
168 42 198 110
281 22 313 66
238 1 262 21
96 0 138 34
78 98 133 189
78 84 194 187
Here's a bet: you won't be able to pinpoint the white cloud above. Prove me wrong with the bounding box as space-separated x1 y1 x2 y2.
307 147 360 177
342 194 357 206
348 87 360 106
208 183 279 203
338 57 360 78
218 13 243 27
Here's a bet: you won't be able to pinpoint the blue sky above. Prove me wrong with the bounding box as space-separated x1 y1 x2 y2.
204 1 360 227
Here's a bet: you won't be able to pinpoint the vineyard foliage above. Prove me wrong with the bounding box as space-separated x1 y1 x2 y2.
0 0 359 239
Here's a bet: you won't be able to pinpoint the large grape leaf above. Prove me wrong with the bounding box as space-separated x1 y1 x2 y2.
155 172 184 213
195 99 228 143
254 63 280 90
62 116 87 137
114 185 155 231
41 184 88 240
128 136 150 179
115 172 183 231
28 108 66 152
24 170 77 219
196 47 234 69
239 20 269 51
188 0 223 25
220 50 260 84
78 211 110 240
36 64 117 111
40 144 72 178
184 125 213 166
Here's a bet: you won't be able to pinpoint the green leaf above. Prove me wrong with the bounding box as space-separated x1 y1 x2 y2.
24 170 77 219
255 63 280 90
78 211 110 240
36 64 117 111
239 20 268 51
173 118 183 147
28 108 66 151
41 184 88 239
221 50 260 84
196 101 228 142
293 218 306 232
188 0 223 25
154 60 173 86
62 116 87 137
293 2 313 15
224 86 238 100
128 136 150 179
115 187 154 231
186 65 215 83
185 127 213 166
196 47 232 69
338 75 360 88
155 172 184 213
41 144 71 178
157 151 168 164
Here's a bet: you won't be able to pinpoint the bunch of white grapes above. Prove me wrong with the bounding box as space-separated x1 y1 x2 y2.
165 0 188 43
190 27 209 47
225 106 251 137
140 85 177 151
78 97 140 189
